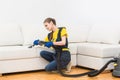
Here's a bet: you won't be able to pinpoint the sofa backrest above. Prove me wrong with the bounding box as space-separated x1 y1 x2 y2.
21 24 48 45
1 23 119 46
87 24 120 44
0 24 23 46
67 25 91 43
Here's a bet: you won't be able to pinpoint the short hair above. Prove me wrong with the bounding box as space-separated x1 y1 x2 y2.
43 17 56 25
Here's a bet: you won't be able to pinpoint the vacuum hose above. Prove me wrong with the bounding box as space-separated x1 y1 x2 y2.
56 50 98 77
88 59 117 77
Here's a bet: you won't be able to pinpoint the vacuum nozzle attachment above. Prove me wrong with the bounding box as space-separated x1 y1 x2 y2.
28 45 35 48
28 40 46 48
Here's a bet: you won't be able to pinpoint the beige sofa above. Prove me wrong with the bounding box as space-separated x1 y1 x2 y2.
0 24 120 75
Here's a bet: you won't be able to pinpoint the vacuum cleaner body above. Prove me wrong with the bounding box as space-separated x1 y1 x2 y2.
112 57 120 77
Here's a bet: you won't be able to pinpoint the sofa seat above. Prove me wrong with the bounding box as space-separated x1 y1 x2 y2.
0 46 49 74
0 46 37 60
77 43 120 58
77 55 114 70
77 43 120 70
68 43 78 55
0 58 49 74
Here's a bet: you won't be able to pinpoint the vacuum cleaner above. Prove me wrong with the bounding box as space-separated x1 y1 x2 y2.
28 40 120 78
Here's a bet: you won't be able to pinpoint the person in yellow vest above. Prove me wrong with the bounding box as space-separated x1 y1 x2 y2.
33 17 71 72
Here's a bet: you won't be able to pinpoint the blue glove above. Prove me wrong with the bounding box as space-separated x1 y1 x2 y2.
44 42 53 48
33 39 39 45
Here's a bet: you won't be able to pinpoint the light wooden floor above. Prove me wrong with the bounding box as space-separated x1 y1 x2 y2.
0 67 119 80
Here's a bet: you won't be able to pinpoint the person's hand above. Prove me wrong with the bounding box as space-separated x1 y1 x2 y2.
44 42 53 48
33 39 40 45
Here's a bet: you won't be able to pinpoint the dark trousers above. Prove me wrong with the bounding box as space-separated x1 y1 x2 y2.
40 50 71 71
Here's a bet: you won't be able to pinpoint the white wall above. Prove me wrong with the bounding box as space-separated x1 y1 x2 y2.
87 0 120 24
54 0 120 26
0 0 120 26
0 0 55 26
53 0 89 27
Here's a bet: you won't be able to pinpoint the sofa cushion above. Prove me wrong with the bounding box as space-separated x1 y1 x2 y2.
77 55 114 70
0 46 37 60
87 24 120 44
68 43 78 55
21 24 48 45
67 25 91 42
36 46 55 54
0 24 23 46
77 43 120 58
